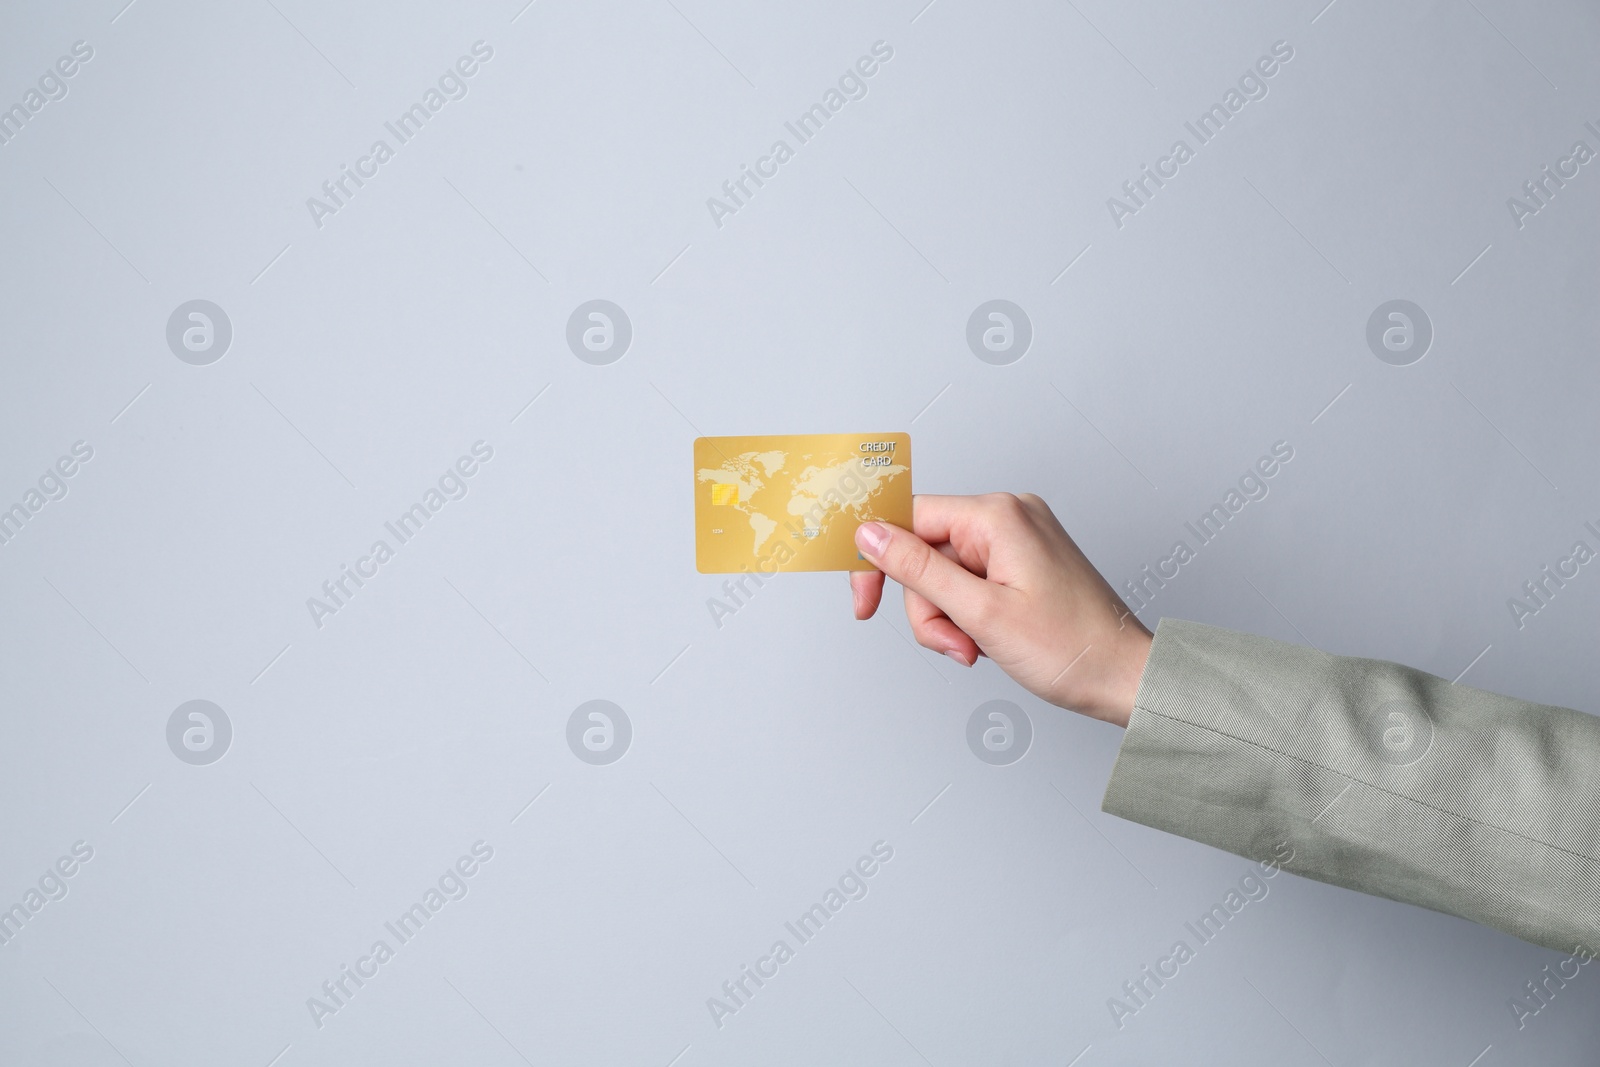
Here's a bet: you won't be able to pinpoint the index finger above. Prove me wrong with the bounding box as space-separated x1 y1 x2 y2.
909 494 986 543
909 493 1012 570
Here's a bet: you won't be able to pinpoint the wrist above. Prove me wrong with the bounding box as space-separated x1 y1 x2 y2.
1100 628 1152 729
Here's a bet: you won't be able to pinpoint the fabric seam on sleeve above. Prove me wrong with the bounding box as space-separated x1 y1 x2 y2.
1129 702 1600 866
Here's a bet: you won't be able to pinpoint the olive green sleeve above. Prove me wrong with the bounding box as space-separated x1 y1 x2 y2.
1100 617 1600 955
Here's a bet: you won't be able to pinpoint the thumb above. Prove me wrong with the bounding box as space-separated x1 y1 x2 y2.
854 520 998 629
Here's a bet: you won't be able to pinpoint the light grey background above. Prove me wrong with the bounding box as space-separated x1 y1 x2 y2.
3 0 1599 1063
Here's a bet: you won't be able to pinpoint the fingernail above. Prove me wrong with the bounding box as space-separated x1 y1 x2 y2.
945 649 971 667
856 521 889 557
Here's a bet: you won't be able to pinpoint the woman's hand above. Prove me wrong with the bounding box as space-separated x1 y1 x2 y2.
850 493 1152 728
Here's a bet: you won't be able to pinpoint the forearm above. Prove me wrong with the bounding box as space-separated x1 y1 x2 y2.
1101 618 1600 955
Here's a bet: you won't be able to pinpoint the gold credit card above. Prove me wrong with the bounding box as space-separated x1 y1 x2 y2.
694 433 912 573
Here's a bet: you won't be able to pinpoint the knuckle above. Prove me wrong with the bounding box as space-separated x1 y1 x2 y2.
988 492 1030 525
896 538 933 586
976 490 1010 513
1017 492 1056 528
